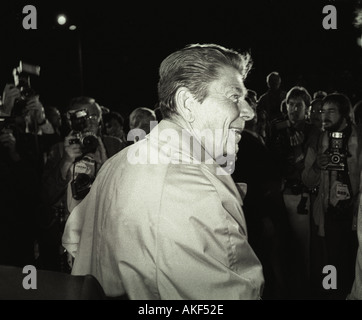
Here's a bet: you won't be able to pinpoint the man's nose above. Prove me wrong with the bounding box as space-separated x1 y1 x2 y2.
239 100 255 121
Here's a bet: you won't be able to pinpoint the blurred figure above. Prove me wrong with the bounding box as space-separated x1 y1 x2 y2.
313 90 328 100
128 107 157 143
2 83 57 175
42 106 64 164
0 84 43 268
102 111 127 147
257 71 286 122
307 99 323 130
44 106 62 138
233 89 291 299
353 100 362 126
38 96 125 272
305 98 324 150
348 173 362 300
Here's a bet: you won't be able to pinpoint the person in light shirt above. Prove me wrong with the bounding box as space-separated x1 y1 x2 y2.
62 43 264 299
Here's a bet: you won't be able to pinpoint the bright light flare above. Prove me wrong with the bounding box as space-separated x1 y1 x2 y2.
57 14 67 25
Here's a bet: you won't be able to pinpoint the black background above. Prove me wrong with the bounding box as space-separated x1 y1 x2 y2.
1 0 362 118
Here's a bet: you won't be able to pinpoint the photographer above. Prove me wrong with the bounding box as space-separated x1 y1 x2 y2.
267 86 313 298
0 100 39 268
1 68 57 175
39 96 125 272
302 93 362 299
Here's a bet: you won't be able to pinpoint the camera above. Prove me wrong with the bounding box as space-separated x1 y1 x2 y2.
71 172 95 200
68 109 99 153
325 132 347 171
12 61 40 116
69 131 99 153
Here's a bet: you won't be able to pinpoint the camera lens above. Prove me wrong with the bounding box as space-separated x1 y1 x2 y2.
331 154 341 164
82 133 98 151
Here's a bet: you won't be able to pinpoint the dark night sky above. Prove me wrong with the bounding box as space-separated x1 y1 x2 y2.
1 0 362 118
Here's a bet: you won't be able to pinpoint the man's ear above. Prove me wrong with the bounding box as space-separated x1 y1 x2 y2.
175 87 195 123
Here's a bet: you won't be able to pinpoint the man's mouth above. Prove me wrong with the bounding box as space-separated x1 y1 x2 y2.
230 128 242 144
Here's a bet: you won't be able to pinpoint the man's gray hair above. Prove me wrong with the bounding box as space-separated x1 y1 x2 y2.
158 43 252 119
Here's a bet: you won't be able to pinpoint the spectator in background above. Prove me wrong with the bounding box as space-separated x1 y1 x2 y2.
128 107 156 143
307 99 323 131
0 83 46 268
353 100 362 126
348 172 362 300
313 90 328 100
257 71 286 122
102 111 127 148
42 106 64 163
233 89 291 299
44 106 62 138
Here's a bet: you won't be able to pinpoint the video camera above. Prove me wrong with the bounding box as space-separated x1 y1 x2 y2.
12 61 40 116
325 131 347 171
68 109 99 154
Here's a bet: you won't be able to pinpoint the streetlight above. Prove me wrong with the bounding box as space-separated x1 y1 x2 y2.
56 14 84 95
57 14 67 26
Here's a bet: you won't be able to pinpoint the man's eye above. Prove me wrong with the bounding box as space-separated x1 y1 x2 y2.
230 95 239 103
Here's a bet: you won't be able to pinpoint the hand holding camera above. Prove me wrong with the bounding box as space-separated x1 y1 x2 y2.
64 131 84 163
315 153 329 170
25 95 46 124
11 61 40 117
1 84 21 116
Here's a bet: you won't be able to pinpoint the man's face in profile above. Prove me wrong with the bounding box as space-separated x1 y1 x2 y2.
191 66 254 159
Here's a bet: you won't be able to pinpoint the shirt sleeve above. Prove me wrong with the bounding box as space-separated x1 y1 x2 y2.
155 166 264 300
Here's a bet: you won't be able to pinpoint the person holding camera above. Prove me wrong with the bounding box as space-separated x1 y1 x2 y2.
267 86 313 298
0 86 42 268
39 96 125 272
302 93 362 299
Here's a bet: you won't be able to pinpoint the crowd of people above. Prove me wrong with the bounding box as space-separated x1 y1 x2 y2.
0 44 362 300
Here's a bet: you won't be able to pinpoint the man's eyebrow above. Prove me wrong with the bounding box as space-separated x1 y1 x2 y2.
229 86 244 93
227 86 246 97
